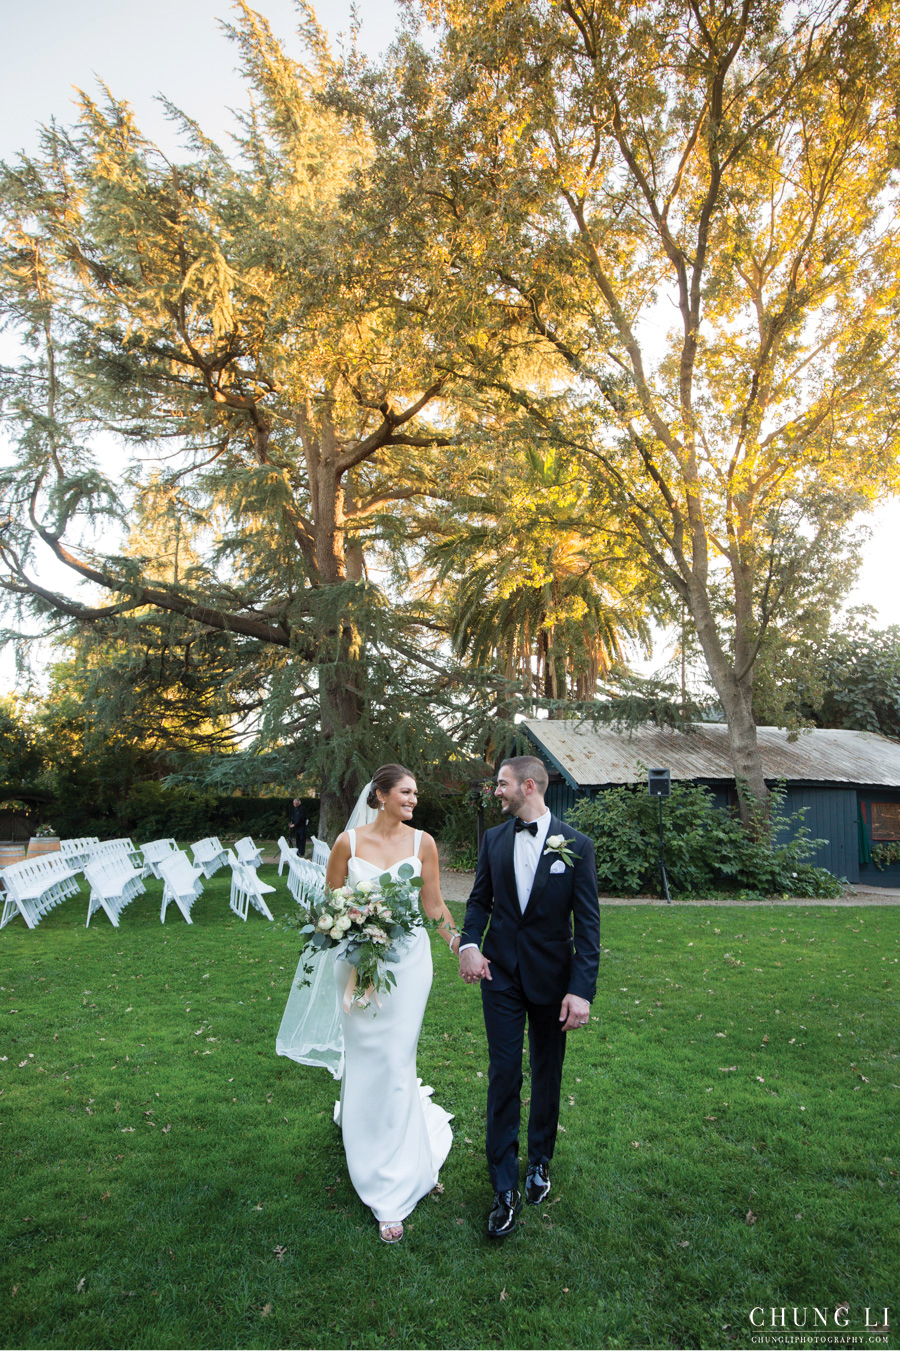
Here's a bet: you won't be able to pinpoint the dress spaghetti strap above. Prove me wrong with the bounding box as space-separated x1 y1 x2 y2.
413 829 423 859
348 828 357 858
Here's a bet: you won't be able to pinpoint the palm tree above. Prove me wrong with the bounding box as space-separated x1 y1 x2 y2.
426 447 651 711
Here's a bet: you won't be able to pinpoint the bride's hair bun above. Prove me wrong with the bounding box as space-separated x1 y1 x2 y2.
367 763 414 809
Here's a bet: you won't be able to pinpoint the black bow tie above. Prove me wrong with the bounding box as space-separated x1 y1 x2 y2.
514 818 538 836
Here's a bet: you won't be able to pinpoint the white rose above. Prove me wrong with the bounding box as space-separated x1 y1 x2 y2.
354 880 374 895
317 914 332 931
336 915 352 932
547 834 567 850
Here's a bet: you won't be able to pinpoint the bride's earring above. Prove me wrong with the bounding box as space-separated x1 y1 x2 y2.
380 800 385 811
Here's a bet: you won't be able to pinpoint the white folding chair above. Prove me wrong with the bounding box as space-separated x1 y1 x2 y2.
226 850 275 922
159 851 204 923
235 836 264 869
276 835 298 876
140 838 179 879
84 856 145 927
191 836 228 878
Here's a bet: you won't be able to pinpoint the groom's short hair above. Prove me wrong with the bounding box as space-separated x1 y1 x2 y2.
500 755 549 794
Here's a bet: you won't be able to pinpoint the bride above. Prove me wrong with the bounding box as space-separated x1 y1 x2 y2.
278 763 459 1244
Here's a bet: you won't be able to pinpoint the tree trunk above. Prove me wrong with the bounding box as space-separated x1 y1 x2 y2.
688 581 769 827
312 461 364 840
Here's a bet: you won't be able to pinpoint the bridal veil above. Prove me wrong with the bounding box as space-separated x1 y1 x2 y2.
275 781 377 1079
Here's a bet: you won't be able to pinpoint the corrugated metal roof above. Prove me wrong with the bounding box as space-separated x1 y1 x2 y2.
522 721 900 789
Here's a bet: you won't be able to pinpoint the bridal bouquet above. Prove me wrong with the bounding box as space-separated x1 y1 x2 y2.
290 863 427 1007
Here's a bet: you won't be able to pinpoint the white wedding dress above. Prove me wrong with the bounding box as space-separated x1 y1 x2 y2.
333 828 453 1222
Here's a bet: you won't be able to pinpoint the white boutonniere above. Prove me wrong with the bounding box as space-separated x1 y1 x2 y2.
543 834 580 867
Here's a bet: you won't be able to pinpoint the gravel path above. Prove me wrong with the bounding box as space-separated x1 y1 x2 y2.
264 854 900 907
439 871 900 907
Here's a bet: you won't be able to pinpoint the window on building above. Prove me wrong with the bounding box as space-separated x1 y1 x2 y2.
869 802 900 841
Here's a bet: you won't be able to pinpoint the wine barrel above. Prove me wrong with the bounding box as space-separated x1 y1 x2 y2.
0 843 27 869
26 836 61 859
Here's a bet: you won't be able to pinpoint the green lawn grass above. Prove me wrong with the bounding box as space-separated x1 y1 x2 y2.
1 872 898 1350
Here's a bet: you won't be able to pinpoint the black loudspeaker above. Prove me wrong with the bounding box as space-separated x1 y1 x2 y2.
648 768 671 797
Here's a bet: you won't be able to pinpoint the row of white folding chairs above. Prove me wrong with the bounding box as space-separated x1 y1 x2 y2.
286 852 327 906
59 837 100 869
0 853 80 930
140 838 179 879
84 854 146 928
226 850 275 922
159 851 205 924
310 835 330 868
89 838 142 870
191 836 228 878
234 836 263 868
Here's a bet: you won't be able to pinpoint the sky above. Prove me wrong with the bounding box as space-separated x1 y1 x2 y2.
0 0 401 163
1 0 898 695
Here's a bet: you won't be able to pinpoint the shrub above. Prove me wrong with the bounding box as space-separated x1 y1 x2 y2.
567 781 845 898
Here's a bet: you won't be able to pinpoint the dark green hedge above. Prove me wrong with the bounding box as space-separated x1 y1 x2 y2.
48 779 318 844
567 781 845 899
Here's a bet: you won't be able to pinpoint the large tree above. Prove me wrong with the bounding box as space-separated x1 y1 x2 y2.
352 0 900 819
0 5 506 833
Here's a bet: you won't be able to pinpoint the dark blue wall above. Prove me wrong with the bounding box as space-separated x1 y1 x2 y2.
546 780 578 820
782 787 859 884
858 791 900 888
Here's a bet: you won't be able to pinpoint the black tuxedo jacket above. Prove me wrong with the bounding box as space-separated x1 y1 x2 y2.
460 814 600 1005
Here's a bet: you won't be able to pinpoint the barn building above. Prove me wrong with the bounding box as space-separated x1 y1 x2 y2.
521 721 900 888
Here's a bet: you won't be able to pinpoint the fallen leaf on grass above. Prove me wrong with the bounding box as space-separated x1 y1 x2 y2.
100 1191 110 1201
677 1240 690 1248
704 1115 717 1121
746 1211 757 1225
273 1246 286 1261
719 1066 737 1073
261 1303 272 1318
431 1182 445 1195
254 1203 264 1211
120 1127 135 1133
562 1287 570 1293
631 1140 641 1148
76 1277 85 1292
11 1285 18 1296
456 1218 464 1225
162 1124 171 1133
499 1289 507 1302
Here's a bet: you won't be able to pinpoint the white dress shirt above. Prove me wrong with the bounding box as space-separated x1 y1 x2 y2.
513 808 552 913
459 809 552 951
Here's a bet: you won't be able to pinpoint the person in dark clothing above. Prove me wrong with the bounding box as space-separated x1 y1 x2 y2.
290 799 308 856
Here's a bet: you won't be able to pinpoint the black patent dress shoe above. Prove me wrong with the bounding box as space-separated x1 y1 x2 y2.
525 1162 551 1205
487 1188 521 1239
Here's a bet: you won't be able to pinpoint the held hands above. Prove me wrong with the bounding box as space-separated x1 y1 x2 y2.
459 945 492 985
559 992 590 1031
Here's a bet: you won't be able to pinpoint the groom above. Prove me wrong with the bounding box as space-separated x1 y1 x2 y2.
458 755 600 1239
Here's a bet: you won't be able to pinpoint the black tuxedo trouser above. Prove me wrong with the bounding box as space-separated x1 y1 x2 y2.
481 975 567 1192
